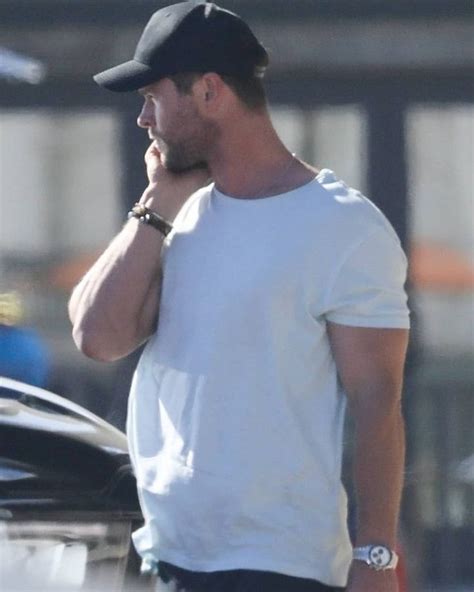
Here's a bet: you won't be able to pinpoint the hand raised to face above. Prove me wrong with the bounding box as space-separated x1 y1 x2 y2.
141 141 211 222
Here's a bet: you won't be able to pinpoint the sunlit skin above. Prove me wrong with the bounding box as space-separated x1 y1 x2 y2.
138 72 316 199
137 78 217 173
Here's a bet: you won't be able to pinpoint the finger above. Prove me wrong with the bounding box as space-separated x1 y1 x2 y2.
145 142 161 163
145 141 159 155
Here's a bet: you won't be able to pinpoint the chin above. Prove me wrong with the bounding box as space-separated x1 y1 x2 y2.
164 155 208 174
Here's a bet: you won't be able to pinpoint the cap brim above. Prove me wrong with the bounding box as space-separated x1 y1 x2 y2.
93 59 161 92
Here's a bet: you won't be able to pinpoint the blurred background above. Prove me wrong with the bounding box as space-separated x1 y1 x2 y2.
0 1 472 590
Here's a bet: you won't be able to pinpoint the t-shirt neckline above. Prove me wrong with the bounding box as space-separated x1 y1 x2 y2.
212 168 335 204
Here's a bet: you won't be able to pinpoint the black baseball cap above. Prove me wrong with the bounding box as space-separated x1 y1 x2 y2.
94 1 269 92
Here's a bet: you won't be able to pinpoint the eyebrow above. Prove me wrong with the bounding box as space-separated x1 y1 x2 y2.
138 85 154 96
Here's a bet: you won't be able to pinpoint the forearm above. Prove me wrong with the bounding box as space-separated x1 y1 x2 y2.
69 199 165 361
70 141 210 362
352 400 405 548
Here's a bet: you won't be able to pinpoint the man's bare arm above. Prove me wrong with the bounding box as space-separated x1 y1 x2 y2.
68 214 164 361
69 143 209 362
327 323 409 592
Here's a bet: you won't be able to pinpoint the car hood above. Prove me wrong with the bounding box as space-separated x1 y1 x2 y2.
0 377 140 516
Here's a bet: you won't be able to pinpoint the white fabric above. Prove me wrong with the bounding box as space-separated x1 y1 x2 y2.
127 169 410 587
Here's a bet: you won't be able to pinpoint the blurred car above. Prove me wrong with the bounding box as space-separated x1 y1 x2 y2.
0 376 148 591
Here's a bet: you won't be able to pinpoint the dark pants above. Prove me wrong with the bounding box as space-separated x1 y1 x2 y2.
156 561 345 592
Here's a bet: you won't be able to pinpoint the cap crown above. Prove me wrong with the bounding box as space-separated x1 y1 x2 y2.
135 1 267 77
93 1 268 92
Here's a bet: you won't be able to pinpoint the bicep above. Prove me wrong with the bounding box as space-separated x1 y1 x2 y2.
327 322 409 406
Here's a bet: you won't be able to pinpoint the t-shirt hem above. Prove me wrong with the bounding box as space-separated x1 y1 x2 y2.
155 550 349 588
325 313 410 329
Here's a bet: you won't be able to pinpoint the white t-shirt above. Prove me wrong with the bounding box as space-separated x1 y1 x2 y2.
127 169 410 587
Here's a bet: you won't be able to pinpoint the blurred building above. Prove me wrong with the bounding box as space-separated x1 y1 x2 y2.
0 1 473 589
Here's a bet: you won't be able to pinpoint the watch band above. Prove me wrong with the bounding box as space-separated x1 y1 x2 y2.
128 203 173 236
353 545 399 571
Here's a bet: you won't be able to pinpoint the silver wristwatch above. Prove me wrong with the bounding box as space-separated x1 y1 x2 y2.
353 545 399 570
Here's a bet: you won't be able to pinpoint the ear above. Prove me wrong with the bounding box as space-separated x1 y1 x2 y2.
194 73 226 114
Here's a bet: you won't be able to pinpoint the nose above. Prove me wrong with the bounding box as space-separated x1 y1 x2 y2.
137 99 154 129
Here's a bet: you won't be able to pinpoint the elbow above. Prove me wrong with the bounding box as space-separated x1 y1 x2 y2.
71 318 144 362
71 322 120 362
350 392 404 439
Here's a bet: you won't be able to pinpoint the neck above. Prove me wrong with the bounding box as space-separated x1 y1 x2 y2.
207 111 314 198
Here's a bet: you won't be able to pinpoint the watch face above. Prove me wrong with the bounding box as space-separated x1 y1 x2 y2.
369 545 392 568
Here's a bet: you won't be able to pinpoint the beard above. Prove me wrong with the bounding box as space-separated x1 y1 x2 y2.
153 114 218 174
159 137 208 174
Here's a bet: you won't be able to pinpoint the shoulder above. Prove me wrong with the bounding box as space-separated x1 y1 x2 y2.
308 169 403 249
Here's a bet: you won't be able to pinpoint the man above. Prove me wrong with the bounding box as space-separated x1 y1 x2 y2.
69 2 410 591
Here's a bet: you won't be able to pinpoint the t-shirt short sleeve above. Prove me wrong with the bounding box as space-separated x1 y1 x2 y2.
323 226 410 328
